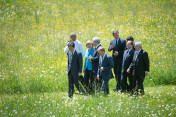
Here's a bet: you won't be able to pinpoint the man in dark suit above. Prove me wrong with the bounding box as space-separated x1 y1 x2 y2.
97 47 114 95
88 37 102 93
67 41 85 98
127 42 150 95
121 40 135 93
108 30 126 91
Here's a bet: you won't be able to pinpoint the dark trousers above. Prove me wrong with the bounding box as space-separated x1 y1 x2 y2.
121 72 135 92
93 72 102 93
114 58 122 90
134 75 145 95
84 69 94 93
68 72 84 98
128 74 136 92
101 78 110 95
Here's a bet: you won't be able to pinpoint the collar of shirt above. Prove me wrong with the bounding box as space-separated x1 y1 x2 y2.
137 49 141 53
115 38 119 41
136 49 141 55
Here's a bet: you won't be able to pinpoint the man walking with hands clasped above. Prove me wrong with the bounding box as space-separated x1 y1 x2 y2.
97 47 114 95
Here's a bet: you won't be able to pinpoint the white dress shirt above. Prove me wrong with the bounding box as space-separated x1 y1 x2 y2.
64 40 85 57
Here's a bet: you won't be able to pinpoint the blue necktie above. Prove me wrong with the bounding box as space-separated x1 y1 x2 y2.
136 51 139 58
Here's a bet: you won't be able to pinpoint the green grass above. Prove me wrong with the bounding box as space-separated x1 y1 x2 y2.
0 0 176 116
0 86 176 117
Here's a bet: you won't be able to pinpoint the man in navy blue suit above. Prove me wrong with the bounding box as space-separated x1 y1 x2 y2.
127 42 150 95
108 30 126 91
67 41 85 98
97 47 114 95
121 40 135 93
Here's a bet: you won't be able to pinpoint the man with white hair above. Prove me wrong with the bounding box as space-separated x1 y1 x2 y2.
88 37 102 93
64 33 85 57
127 42 150 95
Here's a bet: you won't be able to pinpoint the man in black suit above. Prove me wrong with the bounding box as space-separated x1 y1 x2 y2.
108 30 126 91
127 42 150 95
67 41 85 98
97 47 114 95
121 40 135 93
88 37 102 93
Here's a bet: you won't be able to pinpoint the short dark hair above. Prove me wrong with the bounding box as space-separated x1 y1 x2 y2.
97 47 105 52
112 30 119 36
67 41 75 47
126 36 134 42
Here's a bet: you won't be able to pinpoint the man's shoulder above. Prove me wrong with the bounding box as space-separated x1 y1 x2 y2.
76 40 83 45
105 53 112 58
110 39 116 42
119 38 126 42
75 51 82 58
142 49 148 55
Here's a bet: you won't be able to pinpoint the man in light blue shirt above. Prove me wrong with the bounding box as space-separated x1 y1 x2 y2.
64 33 85 57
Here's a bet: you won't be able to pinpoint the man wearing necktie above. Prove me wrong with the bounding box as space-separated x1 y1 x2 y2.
127 42 150 95
97 47 114 95
121 40 135 93
67 41 85 98
108 30 126 91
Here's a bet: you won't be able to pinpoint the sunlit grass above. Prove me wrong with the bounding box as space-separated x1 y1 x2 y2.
0 86 176 116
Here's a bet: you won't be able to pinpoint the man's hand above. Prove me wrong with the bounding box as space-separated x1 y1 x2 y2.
114 51 118 56
87 57 92 62
100 67 104 71
97 75 100 80
110 45 114 49
145 71 149 76
127 68 130 73
78 73 82 76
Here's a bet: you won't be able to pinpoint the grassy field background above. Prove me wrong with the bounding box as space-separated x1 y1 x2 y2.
0 0 176 116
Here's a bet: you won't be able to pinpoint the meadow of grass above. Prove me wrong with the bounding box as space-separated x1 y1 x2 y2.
0 0 176 116
0 86 176 116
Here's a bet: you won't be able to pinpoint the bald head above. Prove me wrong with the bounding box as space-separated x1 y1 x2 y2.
70 33 76 41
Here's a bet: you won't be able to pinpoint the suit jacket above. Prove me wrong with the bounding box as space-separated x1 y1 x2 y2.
91 44 102 74
108 38 126 59
129 49 149 77
97 53 114 81
68 50 83 79
122 48 135 73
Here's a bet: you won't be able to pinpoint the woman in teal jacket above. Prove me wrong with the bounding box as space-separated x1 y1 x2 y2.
84 40 95 93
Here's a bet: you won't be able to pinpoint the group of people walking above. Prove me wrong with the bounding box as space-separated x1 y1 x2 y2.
64 30 150 98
